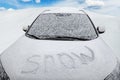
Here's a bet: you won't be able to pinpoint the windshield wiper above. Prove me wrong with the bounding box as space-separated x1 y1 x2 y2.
41 36 91 41
53 36 91 41
27 34 40 39
27 34 91 41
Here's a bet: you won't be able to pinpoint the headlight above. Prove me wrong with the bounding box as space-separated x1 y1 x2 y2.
104 60 120 80
0 59 10 80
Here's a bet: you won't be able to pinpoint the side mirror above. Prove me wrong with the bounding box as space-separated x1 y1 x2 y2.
97 26 105 34
23 25 29 32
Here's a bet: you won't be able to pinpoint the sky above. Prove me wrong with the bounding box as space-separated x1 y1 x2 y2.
0 0 120 16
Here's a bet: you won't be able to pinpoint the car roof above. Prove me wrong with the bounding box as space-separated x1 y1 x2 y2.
41 7 85 14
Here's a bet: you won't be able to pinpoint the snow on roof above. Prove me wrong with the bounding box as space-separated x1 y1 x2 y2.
41 7 85 14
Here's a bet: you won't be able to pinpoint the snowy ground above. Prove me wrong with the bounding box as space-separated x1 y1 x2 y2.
0 7 120 58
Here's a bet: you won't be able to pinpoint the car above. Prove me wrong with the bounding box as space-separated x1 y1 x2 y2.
0 8 119 80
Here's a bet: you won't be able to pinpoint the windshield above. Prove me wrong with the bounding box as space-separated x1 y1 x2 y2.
27 13 98 40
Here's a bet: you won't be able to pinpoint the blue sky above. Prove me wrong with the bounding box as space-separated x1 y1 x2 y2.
0 0 120 16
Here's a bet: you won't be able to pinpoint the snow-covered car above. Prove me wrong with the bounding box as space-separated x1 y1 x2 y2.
0 8 119 80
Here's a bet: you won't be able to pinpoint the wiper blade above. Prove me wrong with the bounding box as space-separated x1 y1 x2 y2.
27 34 91 41
27 34 40 39
52 36 91 41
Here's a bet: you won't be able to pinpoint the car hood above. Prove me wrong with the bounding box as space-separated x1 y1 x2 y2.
1 35 117 80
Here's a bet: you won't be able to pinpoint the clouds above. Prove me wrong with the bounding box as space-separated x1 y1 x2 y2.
53 0 105 9
0 7 14 11
21 0 41 3
21 0 31 2
0 0 120 16
53 0 120 16
0 7 6 11
87 0 120 16
35 0 41 3
86 0 104 7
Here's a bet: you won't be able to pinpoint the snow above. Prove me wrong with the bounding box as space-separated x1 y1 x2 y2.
86 11 120 58
0 8 43 54
0 7 120 58
28 13 97 39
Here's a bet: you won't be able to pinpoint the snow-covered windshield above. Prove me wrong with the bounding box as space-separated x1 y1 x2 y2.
27 13 98 40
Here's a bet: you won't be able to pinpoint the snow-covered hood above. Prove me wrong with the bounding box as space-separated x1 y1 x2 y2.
1 35 117 80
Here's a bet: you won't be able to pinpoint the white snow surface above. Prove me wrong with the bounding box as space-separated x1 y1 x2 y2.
0 7 120 58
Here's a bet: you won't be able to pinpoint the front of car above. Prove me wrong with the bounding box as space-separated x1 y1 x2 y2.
0 8 118 80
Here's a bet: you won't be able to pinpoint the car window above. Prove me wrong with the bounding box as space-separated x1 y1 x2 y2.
27 13 98 40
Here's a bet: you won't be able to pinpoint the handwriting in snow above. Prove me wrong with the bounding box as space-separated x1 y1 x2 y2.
21 46 95 74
